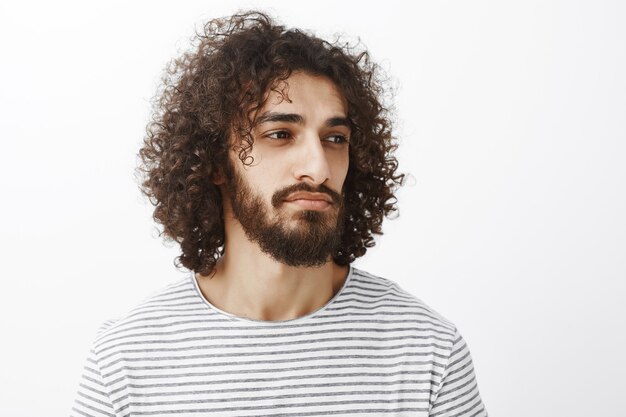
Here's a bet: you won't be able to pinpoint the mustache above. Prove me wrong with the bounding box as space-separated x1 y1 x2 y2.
271 183 342 208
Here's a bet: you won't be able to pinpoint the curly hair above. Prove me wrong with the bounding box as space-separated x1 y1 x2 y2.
136 10 405 276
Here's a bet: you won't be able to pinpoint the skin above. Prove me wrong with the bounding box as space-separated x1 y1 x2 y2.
195 71 352 321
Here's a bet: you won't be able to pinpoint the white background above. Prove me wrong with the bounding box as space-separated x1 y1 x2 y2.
1 1 624 416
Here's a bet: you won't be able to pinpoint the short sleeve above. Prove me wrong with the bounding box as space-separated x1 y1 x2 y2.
429 327 488 416
70 347 117 417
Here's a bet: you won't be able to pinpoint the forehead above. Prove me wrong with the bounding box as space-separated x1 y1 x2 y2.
259 72 348 118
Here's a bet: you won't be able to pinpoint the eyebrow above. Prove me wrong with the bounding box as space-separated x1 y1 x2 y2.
255 112 351 129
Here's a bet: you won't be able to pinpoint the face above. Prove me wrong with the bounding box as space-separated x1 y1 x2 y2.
221 71 351 267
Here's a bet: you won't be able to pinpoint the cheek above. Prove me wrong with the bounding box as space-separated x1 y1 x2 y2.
342 151 350 177
247 165 283 198
330 150 350 188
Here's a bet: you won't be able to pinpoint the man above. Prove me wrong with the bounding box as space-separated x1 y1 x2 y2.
72 11 488 417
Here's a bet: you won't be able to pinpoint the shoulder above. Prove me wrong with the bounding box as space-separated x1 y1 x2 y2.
90 274 204 351
349 266 457 335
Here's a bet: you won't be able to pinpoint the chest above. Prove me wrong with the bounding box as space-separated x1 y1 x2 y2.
106 326 442 416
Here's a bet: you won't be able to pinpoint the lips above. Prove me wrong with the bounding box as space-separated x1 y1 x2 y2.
284 192 333 203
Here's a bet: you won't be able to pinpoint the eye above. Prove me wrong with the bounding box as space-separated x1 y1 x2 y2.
323 134 349 145
265 130 292 140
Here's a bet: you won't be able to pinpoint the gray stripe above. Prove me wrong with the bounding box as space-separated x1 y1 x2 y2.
95 333 454 356
99 340 450 363
125 389 429 406
145 287 195 300
83 366 101 377
110 378 436 395
126 385 433 398
79 382 109 398
110 368 441 383
444 352 473 382
102 358 444 379
96 307 212 330
95 313 222 336
82 374 108 389
71 406 99 417
251 408 429 417
103 308 453 340
430 388 482 417
439 373 478 400
77 391 114 409
73 400 115 417
101 345 450 369
139 294 201 305
345 285 417 301
470 405 488 417
127 402 429 416
96 322 454 348
130 300 210 309
351 271 394 286
449 394 485 417
100 317 454 343
330 300 455 323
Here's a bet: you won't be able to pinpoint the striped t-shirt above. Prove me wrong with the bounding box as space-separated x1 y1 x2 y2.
71 266 488 417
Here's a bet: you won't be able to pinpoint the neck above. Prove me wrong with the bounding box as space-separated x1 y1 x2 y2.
195 221 349 321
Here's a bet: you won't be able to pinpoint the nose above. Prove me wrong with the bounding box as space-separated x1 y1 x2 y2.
292 133 331 186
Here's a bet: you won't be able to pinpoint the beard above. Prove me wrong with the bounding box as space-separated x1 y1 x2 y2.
223 161 345 267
